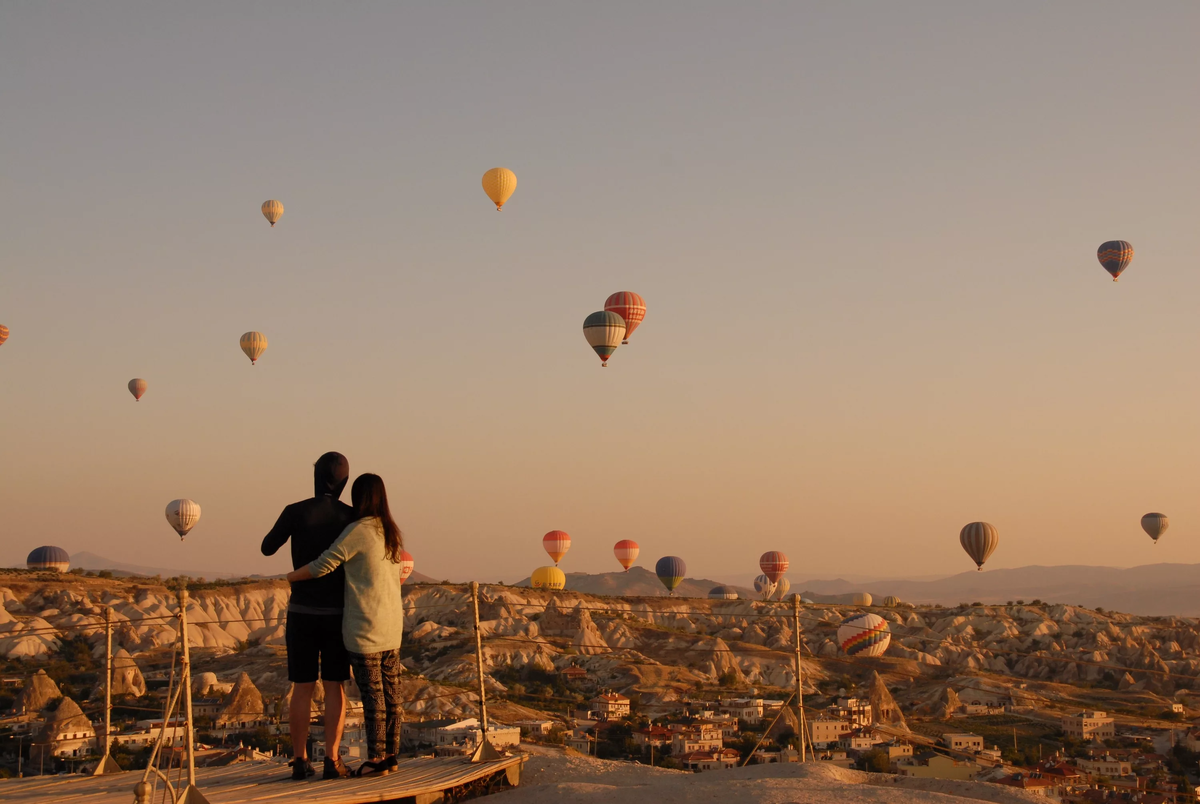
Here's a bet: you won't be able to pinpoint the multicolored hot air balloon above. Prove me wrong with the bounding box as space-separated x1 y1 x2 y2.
773 578 791 600
399 549 414 583
1097 240 1133 281
482 168 517 211
26 546 70 573
0 324 8 346
1141 513 1169 544
655 556 686 595
960 522 999 570
583 311 625 367
851 592 873 607
604 292 646 344
614 539 639 572
837 613 891 657
128 379 147 401
261 200 284 227
543 530 571 565
240 332 268 365
708 585 738 600
881 595 901 607
759 551 789 583
753 574 776 600
165 499 201 540
531 565 566 591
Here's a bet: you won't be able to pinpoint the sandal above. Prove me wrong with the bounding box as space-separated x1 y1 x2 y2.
355 756 397 777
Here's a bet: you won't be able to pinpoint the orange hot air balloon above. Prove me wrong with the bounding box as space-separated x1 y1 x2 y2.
613 539 639 571
128 379 148 401
0 325 8 346
604 292 646 344
542 530 571 565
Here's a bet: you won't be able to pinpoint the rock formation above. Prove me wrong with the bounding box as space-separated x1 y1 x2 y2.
13 669 61 714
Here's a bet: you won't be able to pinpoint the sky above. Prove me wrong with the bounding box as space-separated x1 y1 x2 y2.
2 4 1199 585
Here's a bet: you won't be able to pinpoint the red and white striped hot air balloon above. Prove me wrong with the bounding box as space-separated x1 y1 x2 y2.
399 549 414 583
604 292 646 345
542 530 571 565
613 539 639 572
759 551 789 584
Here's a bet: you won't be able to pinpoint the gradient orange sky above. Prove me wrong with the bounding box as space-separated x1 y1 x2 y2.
2 4 1199 584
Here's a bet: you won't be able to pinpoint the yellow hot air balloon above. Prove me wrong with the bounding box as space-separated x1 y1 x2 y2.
530 566 566 591
239 331 268 365
482 168 517 211
261 200 284 227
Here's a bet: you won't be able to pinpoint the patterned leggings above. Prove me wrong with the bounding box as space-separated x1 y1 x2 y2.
348 648 403 760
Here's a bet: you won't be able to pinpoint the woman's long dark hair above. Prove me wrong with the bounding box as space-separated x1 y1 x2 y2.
351 473 403 563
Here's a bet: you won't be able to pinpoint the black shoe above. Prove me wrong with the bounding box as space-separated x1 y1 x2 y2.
323 756 352 780
290 758 315 780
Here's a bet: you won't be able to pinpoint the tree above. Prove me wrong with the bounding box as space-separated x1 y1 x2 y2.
858 749 891 773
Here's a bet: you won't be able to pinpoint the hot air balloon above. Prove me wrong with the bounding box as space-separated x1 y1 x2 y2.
1097 240 1133 281
128 379 147 401
399 549 414 583
708 585 738 600
1141 513 1169 544
881 595 901 607
604 292 646 344
531 565 566 591
614 539 639 571
837 613 891 657
800 597 815 604
583 311 625 367
261 200 284 227
165 499 201 540
239 332 268 365
851 592 873 607
753 574 776 600
0 324 8 346
26 546 70 573
774 578 791 600
759 551 789 583
482 168 517 211
960 522 999 570
543 530 571 565
655 556 686 595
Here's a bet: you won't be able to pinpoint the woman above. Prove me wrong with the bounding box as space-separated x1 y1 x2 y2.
288 473 405 777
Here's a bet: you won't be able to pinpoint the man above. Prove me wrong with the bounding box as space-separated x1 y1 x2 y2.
262 451 356 780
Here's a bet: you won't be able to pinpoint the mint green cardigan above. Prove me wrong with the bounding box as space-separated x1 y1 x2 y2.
307 517 404 654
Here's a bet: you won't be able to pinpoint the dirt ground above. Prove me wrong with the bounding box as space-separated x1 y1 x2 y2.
493 747 1045 804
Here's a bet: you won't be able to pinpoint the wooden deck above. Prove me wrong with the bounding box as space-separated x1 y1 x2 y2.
0 754 527 804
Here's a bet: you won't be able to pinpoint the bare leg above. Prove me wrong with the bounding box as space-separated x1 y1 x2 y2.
290 682 315 760
322 680 346 759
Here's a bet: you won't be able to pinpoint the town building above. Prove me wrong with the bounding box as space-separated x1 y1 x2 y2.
830 697 873 728
632 726 672 750
682 748 740 771
566 730 595 755
993 772 1058 796
400 717 519 750
591 693 631 720
896 751 980 780
1061 711 1115 740
810 717 853 748
514 719 555 736
560 666 588 683
670 724 723 757
114 720 190 750
29 697 96 763
1076 755 1132 776
942 733 984 752
838 728 883 751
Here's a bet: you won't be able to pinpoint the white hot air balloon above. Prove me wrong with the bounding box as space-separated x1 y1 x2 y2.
774 578 791 600
753 574 776 601
165 499 201 540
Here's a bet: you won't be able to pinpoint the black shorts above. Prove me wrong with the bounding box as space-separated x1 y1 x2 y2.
286 612 350 683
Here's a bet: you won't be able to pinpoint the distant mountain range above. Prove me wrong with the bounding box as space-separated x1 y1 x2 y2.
793 563 1200 616
48 553 1200 615
64 551 438 585
514 566 757 600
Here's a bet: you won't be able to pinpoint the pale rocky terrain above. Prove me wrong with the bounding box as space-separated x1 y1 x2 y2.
2 571 1197 722
501 748 1045 804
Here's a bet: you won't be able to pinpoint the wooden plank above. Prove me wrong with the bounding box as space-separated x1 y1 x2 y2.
0 755 526 804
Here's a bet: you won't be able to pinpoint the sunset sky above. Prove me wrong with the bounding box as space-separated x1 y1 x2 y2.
2 4 1199 585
